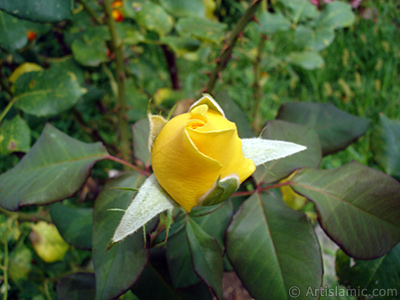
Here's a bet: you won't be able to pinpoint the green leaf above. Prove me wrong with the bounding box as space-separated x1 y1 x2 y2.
226 192 322 300
132 251 213 300
160 0 205 18
0 10 28 51
117 23 145 45
135 2 174 36
290 162 400 259
336 243 400 299
215 91 254 138
317 1 355 29
0 124 108 211
49 56 86 85
288 51 325 70
161 36 201 57
12 69 84 117
57 273 96 300
257 11 291 35
186 218 223 300
253 120 321 184
277 102 370 155
0 0 73 23
295 25 335 51
125 80 148 122
50 204 93 250
0 115 30 155
93 172 148 300
176 17 226 44
280 0 319 21
167 225 201 288
191 200 233 249
71 29 109 67
132 118 151 167
371 114 400 180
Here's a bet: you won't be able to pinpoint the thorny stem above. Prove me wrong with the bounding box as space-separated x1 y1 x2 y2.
0 207 52 223
107 155 150 177
232 181 291 197
2 240 8 300
102 0 131 166
205 0 262 93
252 34 268 132
161 45 180 90
77 0 103 25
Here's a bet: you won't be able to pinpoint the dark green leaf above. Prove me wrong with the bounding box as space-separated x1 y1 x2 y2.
277 102 370 155
13 69 84 116
186 218 223 300
371 114 400 180
176 17 226 44
215 91 254 138
0 10 27 51
254 120 322 184
0 124 108 211
132 118 151 167
288 51 324 70
192 201 233 249
125 80 148 122
109 187 138 192
317 1 355 29
290 162 400 259
166 225 201 288
56 273 96 300
71 34 108 67
160 0 205 18
135 2 174 36
226 192 322 300
257 11 291 34
0 0 73 22
93 172 148 300
50 204 93 250
0 115 30 155
336 243 400 299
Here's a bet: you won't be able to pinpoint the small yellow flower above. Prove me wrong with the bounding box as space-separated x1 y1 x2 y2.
151 97 255 212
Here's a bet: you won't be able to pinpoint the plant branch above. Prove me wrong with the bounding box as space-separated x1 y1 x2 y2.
252 34 267 132
102 0 131 166
205 0 261 93
161 45 180 90
107 155 150 177
2 240 8 300
78 0 103 25
0 98 17 124
0 207 51 223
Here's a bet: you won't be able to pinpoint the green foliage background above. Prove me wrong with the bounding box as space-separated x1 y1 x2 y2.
0 0 399 299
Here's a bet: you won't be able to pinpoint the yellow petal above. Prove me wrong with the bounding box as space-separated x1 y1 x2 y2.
152 113 222 212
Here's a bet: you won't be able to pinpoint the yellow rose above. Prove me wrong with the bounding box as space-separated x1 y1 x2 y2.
151 97 256 212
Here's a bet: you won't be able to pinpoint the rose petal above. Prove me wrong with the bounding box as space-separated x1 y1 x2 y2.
152 113 222 212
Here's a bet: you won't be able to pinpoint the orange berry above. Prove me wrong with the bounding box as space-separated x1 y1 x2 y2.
111 1 123 8
112 10 124 22
27 31 36 42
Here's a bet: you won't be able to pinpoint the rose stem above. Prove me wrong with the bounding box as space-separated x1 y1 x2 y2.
102 0 132 167
205 0 262 94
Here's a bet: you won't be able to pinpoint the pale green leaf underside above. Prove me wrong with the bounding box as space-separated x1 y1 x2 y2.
241 138 307 166
112 174 176 243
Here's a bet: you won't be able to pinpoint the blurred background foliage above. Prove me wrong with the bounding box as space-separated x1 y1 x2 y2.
0 0 399 299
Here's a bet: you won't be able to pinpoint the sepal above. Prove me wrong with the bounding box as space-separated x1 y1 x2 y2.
111 174 176 244
198 175 240 207
148 114 167 152
241 138 306 166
